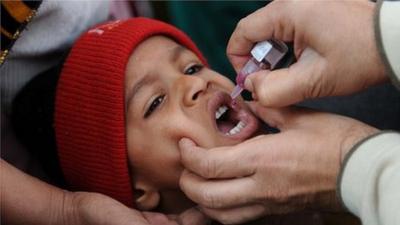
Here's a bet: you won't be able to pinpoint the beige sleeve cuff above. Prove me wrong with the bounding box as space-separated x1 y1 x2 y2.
339 131 400 225
375 0 400 90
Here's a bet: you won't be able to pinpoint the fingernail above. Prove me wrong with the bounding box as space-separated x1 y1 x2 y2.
179 138 188 146
244 77 253 92
179 138 193 148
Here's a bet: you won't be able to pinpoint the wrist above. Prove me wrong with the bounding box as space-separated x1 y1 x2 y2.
38 188 78 225
332 124 379 212
55 191 83 225
64 191 130 225
339 125 378 165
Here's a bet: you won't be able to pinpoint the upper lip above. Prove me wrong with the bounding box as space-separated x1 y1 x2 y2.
207 91 233 125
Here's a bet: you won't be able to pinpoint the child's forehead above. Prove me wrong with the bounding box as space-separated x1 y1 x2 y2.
137 35 183 53
128 36 194 67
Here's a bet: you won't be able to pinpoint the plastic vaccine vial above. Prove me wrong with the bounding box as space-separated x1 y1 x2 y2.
230 40 288 99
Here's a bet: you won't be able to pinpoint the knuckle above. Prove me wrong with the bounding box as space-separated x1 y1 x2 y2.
201 190 218 208
257 86 270 106
304 63 326 99
178 172 188 189
307 75 323 99
236 18 247 32
201 157 217 179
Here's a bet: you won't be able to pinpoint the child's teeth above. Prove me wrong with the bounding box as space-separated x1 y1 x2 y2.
226 121 246 135
215 105 228 119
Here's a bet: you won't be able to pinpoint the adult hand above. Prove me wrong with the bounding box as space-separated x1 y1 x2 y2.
1 160 208 225
179 102 377 224
70 192 209 225
227 0 387 107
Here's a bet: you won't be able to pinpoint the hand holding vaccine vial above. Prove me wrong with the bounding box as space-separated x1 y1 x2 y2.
230 40 288 100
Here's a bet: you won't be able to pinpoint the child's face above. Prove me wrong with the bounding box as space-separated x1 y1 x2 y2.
125 36 261 212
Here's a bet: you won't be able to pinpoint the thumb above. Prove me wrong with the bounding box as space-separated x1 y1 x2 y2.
247 47 324 107
246 102 288 130
227 2 294 73
246 102 305 131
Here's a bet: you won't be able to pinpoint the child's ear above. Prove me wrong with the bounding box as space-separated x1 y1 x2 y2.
133 180 160 210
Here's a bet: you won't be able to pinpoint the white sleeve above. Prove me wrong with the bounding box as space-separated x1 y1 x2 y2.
338 2 400 224
339 131 400 225
375 0 400 89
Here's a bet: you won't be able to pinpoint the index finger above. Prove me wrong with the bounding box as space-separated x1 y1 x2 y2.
227 1 293 73
179 138 255 179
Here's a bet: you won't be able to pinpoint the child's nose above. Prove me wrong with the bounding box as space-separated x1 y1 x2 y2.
177 75 208 107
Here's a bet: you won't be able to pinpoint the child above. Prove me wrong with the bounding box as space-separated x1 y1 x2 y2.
55 17 263 213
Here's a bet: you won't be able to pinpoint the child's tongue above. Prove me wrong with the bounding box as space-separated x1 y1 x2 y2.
217 120 236 134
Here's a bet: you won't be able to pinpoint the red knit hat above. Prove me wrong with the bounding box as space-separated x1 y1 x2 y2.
55 17 206 207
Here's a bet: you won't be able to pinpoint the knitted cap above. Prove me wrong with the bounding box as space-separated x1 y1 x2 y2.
55 17 206 207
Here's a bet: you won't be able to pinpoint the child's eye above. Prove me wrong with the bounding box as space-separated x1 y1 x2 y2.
144 95 165 118
184 64 203 75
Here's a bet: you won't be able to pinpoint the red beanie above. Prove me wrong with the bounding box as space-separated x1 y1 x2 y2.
55 17 206 207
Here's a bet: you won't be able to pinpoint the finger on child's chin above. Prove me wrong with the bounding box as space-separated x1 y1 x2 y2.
200 204 266 225
179 138 205 167
179 137 197 150
178 139 210 174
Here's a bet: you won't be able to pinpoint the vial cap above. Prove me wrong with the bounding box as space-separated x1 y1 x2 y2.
251 41 273 62
251 40 288 69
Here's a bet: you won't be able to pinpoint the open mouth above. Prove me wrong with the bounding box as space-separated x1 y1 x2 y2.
215 105 246 135
209 92 259 140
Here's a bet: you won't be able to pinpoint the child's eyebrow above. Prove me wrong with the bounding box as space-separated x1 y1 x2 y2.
126 45 187 110
126 74 156 109
168 45 186 63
